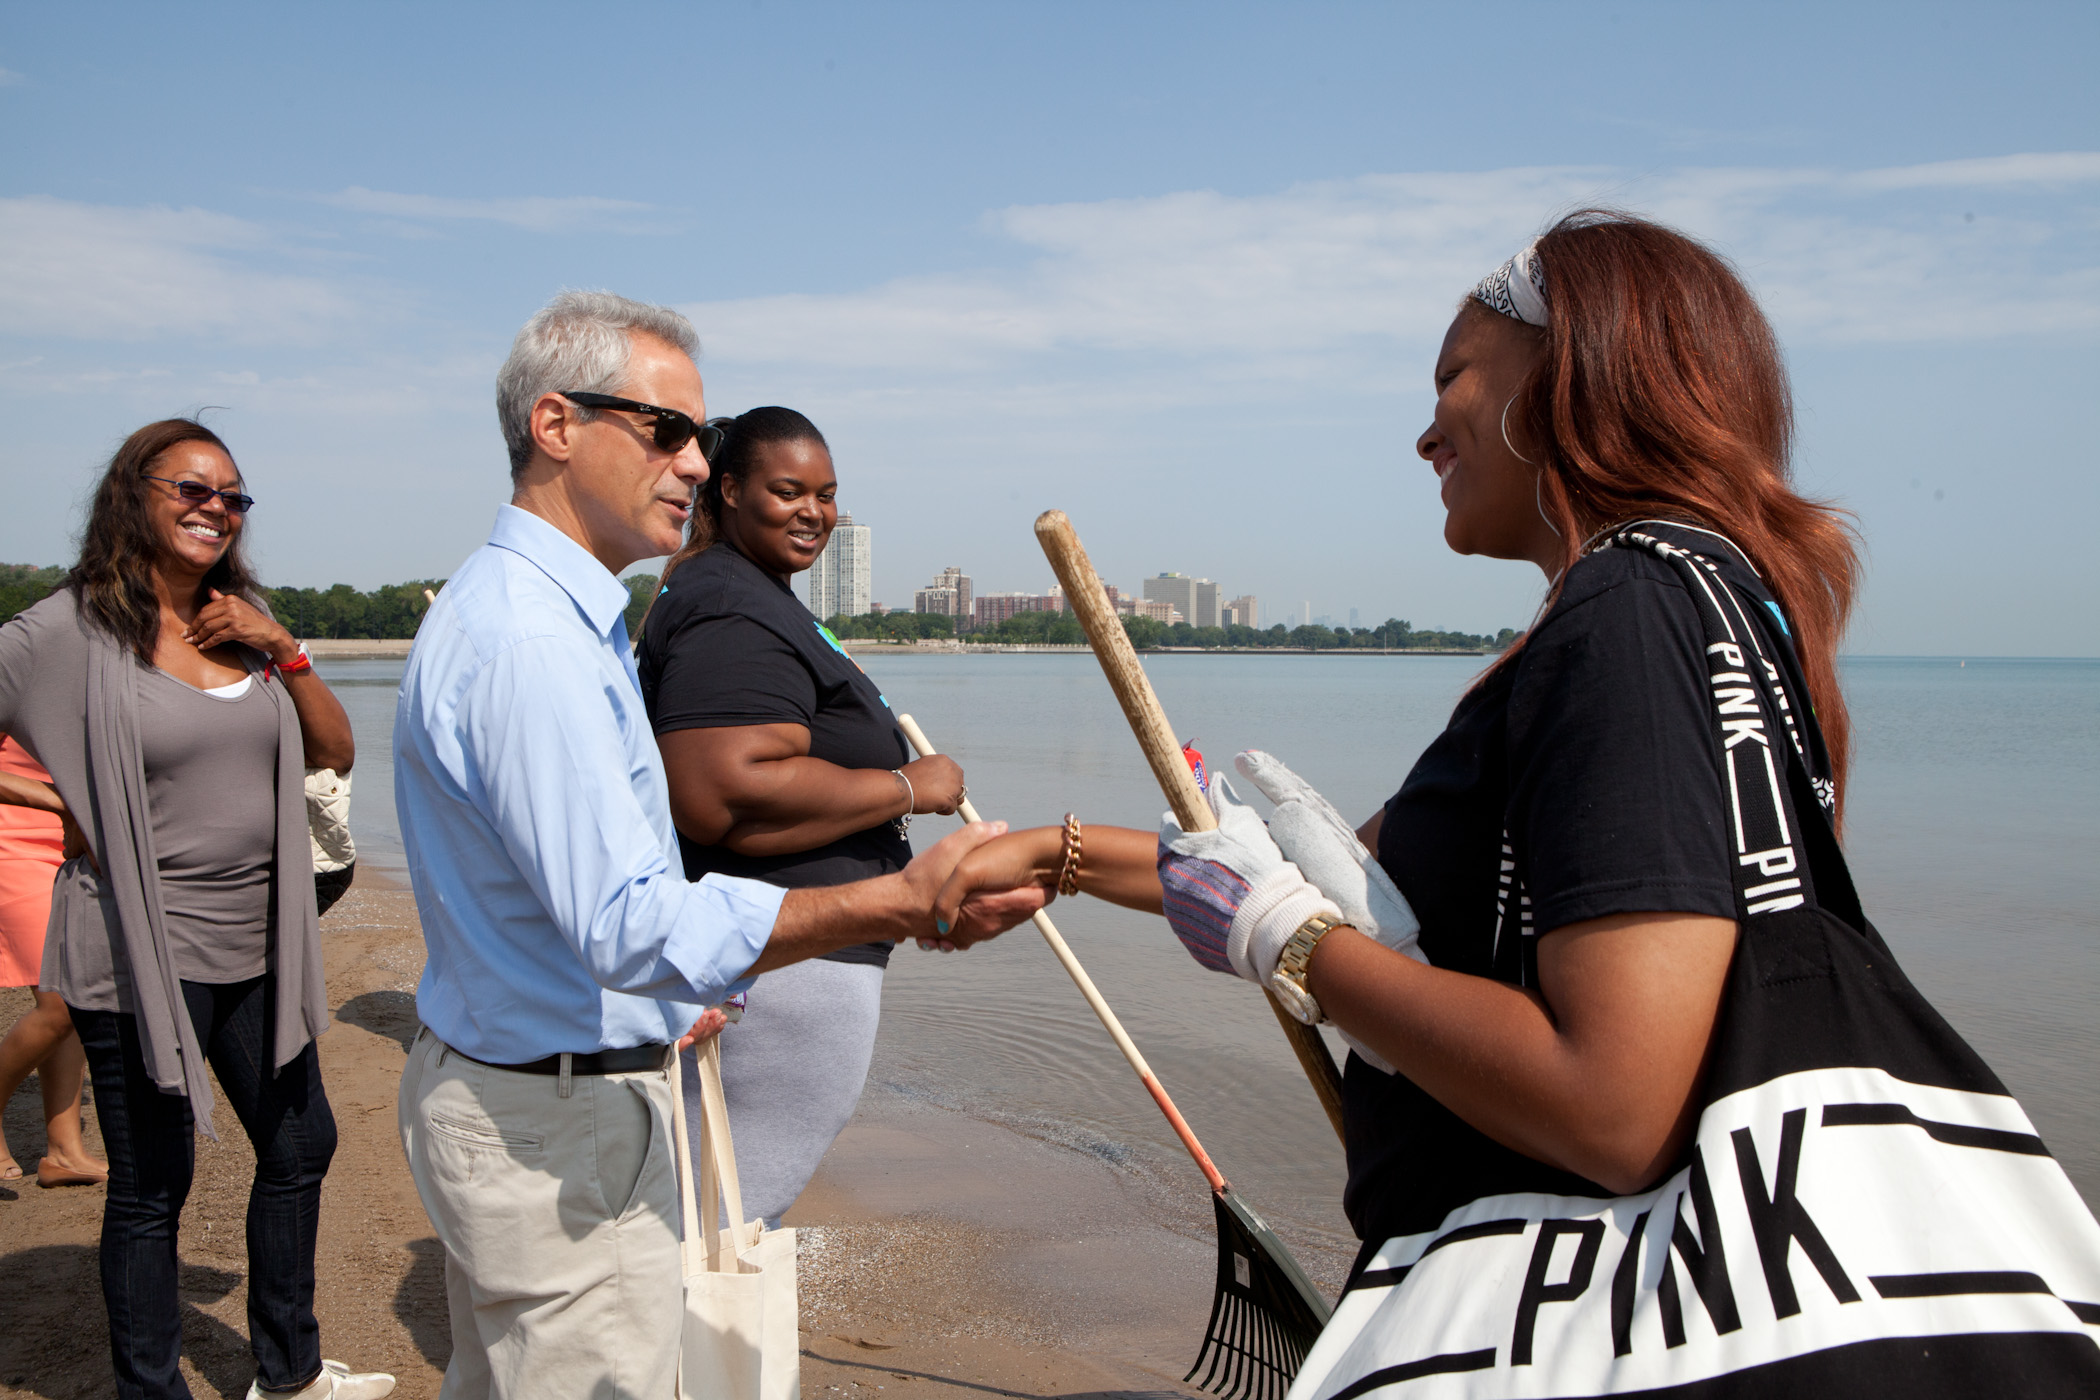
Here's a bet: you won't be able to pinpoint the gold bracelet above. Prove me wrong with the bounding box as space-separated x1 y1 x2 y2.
1057 813 1084 897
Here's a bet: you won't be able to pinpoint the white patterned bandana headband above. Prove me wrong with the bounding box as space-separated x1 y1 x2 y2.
1470 239 1549 328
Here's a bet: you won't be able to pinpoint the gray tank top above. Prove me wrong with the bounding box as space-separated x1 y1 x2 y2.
137 665 279 984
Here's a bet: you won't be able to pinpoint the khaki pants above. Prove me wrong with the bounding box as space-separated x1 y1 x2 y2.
399 1028 683 1400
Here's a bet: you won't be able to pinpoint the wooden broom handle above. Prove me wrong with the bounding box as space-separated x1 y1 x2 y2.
1033 509 1348 1143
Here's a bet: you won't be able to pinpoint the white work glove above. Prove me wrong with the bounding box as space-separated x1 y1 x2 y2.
1156 774 1342 989
1234 750 1425 1073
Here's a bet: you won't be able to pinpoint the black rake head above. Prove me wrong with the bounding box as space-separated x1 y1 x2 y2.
1185 1188 1334 1400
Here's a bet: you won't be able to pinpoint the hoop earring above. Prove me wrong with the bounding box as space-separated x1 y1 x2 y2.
1535 470 1562 539
1501 396 1537 466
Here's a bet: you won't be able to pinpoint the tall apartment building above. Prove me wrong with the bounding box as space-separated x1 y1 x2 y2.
1143 572 1219 629
1223 595 1259 629
972 591 1062 630
807 513 872 619
913 565 973 622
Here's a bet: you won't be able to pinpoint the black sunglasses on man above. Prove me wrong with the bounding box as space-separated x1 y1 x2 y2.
563 392 728 462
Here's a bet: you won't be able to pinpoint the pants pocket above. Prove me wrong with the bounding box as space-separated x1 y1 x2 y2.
428 1111 546 1153
598 1078 664 1221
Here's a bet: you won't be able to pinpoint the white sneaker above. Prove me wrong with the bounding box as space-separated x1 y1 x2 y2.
246 1359 398 1399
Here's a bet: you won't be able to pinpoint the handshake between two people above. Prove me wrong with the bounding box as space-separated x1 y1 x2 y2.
679 819 1055 1050
923 751 1427 1068
681 753 1427 1056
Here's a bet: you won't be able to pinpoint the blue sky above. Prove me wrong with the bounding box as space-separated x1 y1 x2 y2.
2 1 2095 653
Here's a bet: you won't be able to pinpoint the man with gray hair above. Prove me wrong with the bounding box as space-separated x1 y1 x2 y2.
393 291 1038 1398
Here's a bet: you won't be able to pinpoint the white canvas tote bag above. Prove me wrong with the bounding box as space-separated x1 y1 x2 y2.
674 1037 801 1400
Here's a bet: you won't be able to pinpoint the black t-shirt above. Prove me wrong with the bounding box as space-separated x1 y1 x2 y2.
636 542 911 968
1348 522 1802 1248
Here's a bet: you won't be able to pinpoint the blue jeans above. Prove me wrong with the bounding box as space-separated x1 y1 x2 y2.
71 977 339 1400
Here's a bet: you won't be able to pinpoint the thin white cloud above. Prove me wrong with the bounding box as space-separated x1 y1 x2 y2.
1847 152 2100 191
681 153 2100 400
316 186 663 233
0 195 364 342
0 67 23 86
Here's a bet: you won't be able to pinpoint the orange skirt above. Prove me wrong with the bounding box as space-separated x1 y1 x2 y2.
0 737 64 988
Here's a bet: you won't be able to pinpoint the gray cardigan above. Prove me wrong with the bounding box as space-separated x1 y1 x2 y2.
0 589 326 1130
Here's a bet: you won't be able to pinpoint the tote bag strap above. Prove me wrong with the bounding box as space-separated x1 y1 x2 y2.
695 1037 750 1264
672 1046 701 1275
1601 529 1867 929
671 1038 754 1274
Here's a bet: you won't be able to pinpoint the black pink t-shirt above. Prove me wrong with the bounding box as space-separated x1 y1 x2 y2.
1348 522 1806 1248
636 543 911 969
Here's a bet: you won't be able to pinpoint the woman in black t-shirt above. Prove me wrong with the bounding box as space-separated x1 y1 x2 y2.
636 406 965 1225
938 212 1861 1252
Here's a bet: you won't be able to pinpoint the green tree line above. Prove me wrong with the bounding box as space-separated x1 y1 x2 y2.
2 564 460 637
266 581 448 639
821 611 957 641
966 608 1515 652
6 563 1512 654
0 565 66 624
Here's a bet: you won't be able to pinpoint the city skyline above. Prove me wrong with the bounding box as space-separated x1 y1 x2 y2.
880 555 1337 636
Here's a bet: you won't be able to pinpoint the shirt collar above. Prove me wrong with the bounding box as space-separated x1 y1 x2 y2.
487 504 633 637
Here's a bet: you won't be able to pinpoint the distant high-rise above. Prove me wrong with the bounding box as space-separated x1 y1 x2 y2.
1144 572 1220 629
972 591 1062 630
1300 600 1312 628
913 565 973 623
1348 607 1360 629
808 513 872 618
1224 595 1259 629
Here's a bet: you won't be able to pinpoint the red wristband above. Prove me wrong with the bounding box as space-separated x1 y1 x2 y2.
277 644 313 676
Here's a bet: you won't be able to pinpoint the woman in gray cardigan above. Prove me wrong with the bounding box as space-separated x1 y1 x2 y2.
0 419 394 1400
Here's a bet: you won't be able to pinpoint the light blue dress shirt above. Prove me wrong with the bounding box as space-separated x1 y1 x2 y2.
395 505 785 1063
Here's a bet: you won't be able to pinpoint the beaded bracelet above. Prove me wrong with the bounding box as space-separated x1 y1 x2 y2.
1057 813 1084 897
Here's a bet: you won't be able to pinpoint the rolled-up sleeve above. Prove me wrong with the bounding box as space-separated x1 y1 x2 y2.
462 634 783 1004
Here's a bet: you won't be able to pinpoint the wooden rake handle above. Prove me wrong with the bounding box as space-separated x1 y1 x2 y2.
1032 510 1348 1143
897 712 1228 1195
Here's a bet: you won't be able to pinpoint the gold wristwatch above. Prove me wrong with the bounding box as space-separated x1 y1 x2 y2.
1271 912 1342 1025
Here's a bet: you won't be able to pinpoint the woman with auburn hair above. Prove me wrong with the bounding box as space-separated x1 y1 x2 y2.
941 212 2100 1390
946 208 1855 1196
0 419 393 1399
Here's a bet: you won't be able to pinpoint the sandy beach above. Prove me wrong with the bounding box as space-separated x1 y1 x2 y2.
0 869 1246 1400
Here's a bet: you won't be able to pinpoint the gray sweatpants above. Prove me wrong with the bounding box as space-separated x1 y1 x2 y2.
682 955 885 1228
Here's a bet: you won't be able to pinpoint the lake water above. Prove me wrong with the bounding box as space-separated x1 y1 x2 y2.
318 653 2100 1261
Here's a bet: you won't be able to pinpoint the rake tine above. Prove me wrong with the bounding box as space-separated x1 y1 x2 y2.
1224 1300 1250 1400
1214 1314 1238 1399
1226 1284 1251 1393
1261 1297 1287 1400
1185 1285 1225 1388
1256 1303 1283 1400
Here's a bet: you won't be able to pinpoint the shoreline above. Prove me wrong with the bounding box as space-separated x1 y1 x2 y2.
0 866 1227 1398
304 637 1497 659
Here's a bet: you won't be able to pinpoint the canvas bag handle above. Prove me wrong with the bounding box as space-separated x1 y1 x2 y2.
672 1037 752 1275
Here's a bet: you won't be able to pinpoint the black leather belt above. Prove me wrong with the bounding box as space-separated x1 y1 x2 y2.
458 1043 674 1076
